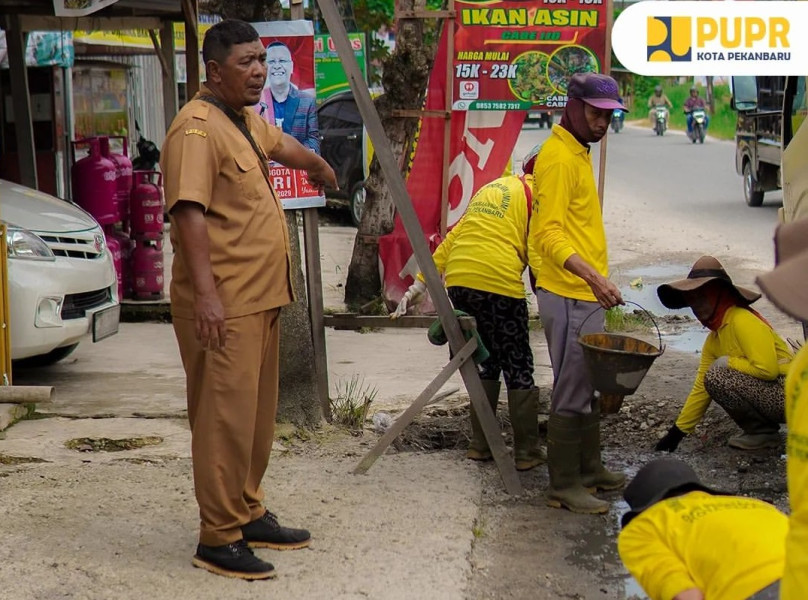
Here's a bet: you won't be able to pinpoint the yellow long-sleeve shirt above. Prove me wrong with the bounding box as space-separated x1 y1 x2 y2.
675 306 793 433
783 343 808 599
528 125 607 302
416 174 533 299
618 491 787 600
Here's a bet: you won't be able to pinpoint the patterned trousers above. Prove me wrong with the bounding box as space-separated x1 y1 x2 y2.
447 286 534 389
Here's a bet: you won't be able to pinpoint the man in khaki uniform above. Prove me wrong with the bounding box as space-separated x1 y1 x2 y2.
160 19 336 581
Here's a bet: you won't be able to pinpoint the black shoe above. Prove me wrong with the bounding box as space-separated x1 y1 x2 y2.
242 510 311 550
192 539 276 580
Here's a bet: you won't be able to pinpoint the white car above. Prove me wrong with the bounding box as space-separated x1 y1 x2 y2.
1 179 119 364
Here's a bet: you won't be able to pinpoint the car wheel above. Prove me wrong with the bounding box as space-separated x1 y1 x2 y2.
350 182 366 227
14 343 79 368
743 161 764 207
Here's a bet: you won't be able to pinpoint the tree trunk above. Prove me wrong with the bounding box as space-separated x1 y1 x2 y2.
343 0 441 310
213 0 322 427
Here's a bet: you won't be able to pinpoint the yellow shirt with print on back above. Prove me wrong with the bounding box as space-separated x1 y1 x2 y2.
416 174 534 299
783 343 808 599
618 491 787 600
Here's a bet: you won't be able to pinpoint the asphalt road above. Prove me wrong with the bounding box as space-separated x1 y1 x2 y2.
516 121 783 274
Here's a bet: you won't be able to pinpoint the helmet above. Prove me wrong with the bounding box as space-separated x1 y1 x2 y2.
690 85 698 93
654 85 662 94
522 143 541 174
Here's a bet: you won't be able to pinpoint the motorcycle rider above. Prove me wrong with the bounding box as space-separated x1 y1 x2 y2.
647 85 672 129
684 86 709 138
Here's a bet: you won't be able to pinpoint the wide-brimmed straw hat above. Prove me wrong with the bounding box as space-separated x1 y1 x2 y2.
621 458 724 528
756 217 808 323
657 255 761 310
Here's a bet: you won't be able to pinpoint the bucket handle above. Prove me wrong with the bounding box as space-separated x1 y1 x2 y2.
577 301 665 355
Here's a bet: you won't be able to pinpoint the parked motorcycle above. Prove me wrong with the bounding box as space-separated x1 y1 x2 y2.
654 106 667 136
688 108 707 144
611 109 624 133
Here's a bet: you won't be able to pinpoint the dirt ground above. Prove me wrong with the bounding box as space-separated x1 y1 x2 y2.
0 127 803 599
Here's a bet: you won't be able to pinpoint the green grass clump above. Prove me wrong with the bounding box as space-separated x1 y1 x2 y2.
330 375 378 432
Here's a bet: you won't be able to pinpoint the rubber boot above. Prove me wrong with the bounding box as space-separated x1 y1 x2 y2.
546 413 609 514
580 404 626 491
507 387 546 471
467 380 501 461
722 402 781 450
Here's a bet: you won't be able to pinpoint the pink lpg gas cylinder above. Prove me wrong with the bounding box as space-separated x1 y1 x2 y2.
103 226 123 300
131 171 164 238
71 138 119 225
131 238 164 300
99 136 133 225
105 226 133 300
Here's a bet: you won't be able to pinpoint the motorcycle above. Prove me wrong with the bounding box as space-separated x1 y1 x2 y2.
654 106 668 136
611 109 624 133
688 108 707 144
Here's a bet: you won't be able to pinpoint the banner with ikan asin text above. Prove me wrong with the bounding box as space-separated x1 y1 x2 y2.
452 0 609 111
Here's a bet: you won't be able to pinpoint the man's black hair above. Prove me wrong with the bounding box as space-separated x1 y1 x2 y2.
266 41 290 50
202 19 259 64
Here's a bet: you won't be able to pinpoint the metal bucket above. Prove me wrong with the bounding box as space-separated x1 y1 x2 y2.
577 302 665 414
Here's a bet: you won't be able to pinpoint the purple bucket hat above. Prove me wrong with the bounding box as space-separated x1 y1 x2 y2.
567 73 628 112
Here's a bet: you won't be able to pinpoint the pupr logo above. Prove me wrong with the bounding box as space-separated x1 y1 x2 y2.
647 16 692 62
612 1 808 76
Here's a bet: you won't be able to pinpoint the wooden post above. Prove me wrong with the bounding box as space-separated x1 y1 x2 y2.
597 0 615 207
183 0 200 99
291 0 304 19
291 0 330 416
303 208 331 420
318 0 522 495
5 15 38 190
160 21 179 131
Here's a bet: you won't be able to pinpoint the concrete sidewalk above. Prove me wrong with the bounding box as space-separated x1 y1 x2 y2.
0 222 552 599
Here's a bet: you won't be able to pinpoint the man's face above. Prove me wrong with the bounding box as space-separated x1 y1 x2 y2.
691 90 698 97
267 45 293 87
584 104 612 141
208 40 267 107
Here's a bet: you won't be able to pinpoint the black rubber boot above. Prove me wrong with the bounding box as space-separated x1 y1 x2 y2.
546 412 609 514
580 403 626 491
507 387 546 471
467 379 501 461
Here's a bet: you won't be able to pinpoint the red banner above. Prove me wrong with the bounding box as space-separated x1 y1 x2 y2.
378 26 526 309
452 0 609 111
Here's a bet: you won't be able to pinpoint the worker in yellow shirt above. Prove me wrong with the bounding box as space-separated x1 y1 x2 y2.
618 458 787 600
654 256 793 452
756 216 808 600
528 72 627 514
392 145 544 472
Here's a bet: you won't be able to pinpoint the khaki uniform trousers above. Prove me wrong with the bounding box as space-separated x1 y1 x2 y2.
173 308 281 547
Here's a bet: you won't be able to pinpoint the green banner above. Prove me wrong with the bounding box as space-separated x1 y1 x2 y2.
314 33 367 103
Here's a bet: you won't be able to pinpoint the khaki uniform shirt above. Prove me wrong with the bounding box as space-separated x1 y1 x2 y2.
161 85 294 319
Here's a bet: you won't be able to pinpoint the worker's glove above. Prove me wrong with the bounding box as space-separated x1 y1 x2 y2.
391 280 427 319
655 425 686 452
712 355 729 370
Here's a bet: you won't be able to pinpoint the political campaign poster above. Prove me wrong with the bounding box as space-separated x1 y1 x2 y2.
252 20 324 209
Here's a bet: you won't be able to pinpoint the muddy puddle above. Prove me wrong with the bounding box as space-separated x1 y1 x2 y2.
618 263 707 355
566 497 650 600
